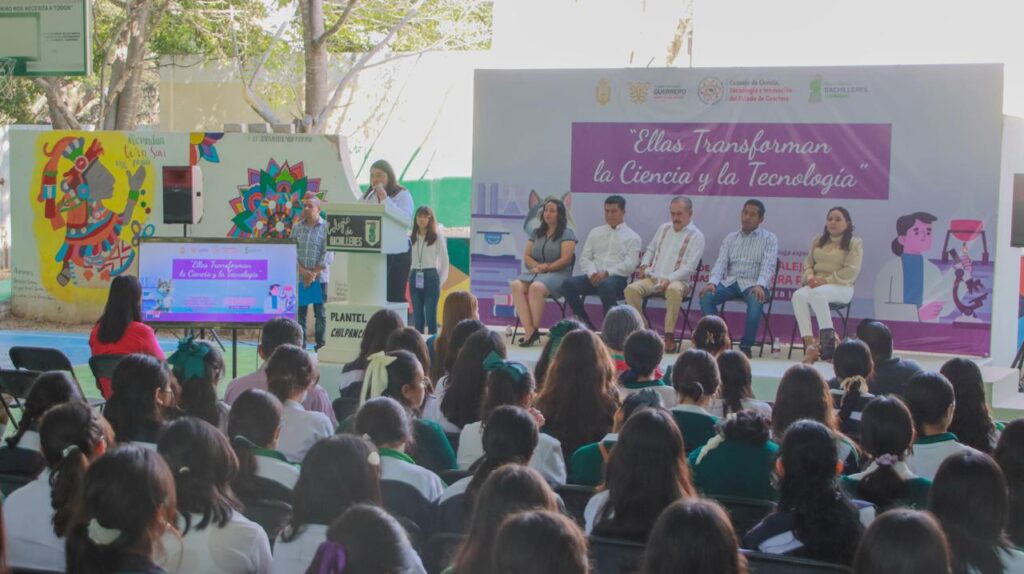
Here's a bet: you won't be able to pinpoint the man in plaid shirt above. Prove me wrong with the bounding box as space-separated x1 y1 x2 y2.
291 193 328 349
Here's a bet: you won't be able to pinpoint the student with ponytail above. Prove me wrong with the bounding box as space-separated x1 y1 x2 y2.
0 370 80 475
157 417 272 574
304 504 425 574
457 352 565 484
669 349 721 453
227 389 297 502
65 445 179 574
5 401 111 571
841 396 931 510
265 344 333 463
355 397 444 503
353 349 455 473
167 338 229 432
743 420 870 565
830 340 875 440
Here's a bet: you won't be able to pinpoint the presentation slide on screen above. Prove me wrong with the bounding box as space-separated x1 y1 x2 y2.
139 239 298 325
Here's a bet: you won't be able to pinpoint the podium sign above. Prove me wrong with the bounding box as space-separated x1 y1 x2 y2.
326 213 383 253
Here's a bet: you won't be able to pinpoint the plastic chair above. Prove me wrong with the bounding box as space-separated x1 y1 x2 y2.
382 479 436 533
423 533 465 574
0 369 38 429
555 483 596 526
640 258 703 340
589 536 646 574
712 495 777 537
241 498 292 549
716 258 782 357
742 550 852 573
787 301 853 359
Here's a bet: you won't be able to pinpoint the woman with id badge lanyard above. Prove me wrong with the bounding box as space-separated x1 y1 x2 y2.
362 159 415 303
410 206 450 334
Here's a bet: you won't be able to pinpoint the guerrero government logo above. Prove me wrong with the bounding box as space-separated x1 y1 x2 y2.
595 78 612 106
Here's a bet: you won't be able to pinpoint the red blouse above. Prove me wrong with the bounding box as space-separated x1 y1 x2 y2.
89 321 166 397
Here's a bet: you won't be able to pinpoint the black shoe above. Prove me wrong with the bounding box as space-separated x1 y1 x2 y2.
519 330 542 347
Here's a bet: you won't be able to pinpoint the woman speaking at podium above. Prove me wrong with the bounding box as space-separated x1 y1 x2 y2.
362 159 415 303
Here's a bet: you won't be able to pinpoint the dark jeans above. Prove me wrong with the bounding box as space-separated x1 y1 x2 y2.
410 268 441 334
562 274 628 327
698 281 767 350
387 249 413 304
298 302 326 349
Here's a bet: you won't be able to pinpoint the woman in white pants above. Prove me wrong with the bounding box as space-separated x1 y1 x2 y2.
792 207 863 362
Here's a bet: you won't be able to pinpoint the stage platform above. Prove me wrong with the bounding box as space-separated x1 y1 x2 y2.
317 327 1024 422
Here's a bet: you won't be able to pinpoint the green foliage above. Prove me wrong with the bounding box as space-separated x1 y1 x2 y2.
0 78 44 124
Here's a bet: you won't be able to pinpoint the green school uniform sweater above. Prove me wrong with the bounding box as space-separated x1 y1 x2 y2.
688 439 779 501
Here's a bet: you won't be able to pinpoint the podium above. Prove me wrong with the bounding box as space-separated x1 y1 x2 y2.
318 202 409 364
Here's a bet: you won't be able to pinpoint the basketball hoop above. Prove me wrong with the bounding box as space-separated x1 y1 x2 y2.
0 58 17 99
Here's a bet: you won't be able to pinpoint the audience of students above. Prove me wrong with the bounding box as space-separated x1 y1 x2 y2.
104 353 178 445
429 291 479 380
338 309 404 396
457 353 566 484
669 349 721 453
492 510 590 574
689 410 778 501
569 388 662 486
994 418 1024 548
617 329 676 407
830 339 875 440
772 363 860 471
710 349 771 419
355 397 445 503
852 509 952 574
941 357 1001 453
691 315 731 357
534 318 588 389
0 370 80 475
600 305 646 375
168 338 230 432
857 319 923 396
640 498 748 574
227 389 298 502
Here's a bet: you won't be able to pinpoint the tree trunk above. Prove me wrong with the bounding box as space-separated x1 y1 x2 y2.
302 0 328 133
113 0 152 130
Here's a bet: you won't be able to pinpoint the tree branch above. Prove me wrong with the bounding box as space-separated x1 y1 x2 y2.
230 6 283 124
33 78 81 130
315 0 427 130
314 0 358 48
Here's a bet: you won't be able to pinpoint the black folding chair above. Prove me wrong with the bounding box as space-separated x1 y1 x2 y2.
641 258 703 340
439 469 472 486
555 483 596 527
510 256 576 343
87 354 127 396
381 479 436 533
435 493 467 534
0 471 36 497
716 258 782 357
0 369 39 430
10 346 101 408
240 498 292 548
712 494 777 537
787 301 853 359
589 536 647 574
742 550 852 573
423 533 465 574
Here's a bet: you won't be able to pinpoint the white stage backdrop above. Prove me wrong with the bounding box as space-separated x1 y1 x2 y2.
470 64 1004 356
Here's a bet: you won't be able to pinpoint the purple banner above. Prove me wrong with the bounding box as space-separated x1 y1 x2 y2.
570 122 892 199
170 259 268 281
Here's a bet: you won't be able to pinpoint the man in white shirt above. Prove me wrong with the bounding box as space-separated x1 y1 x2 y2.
562 195 642 330
699 199 778 357
624 196 705 353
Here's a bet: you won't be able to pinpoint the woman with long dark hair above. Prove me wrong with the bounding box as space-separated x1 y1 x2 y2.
641 498 748 574
0 371 80 475
773 363 860 471
941 357 1000 453
534 318 587 390
4 401 111 572
65 445 179 574
509 198 577 347
743 420 870 565
89 274 165 397
791 206 862 361
362 159 415 303
853 509 952 574
535 329 620 459
492 511 590 574
157 417 272 574
428 291 478 381
710 350 771 419
422 319 487 432
449 465 559 574
104 354 177 445
994 419 1024 548
440 330 506 430
386 327 432 387
841 396 931 510
930 450 1024 574
409 206 449 335
586 408 695 540
271 435 386 573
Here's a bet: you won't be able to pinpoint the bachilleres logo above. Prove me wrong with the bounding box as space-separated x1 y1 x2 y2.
698 77 724 104
595 79 612 106
809 75 870 103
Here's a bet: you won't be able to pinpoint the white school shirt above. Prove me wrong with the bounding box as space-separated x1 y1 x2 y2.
272 524 427 574
439 475 472 504
278 399 334 463
618 384 678 408
906 433 981 481
421 377 460 433
709 397 773 419
579 223 642 278
17 429 42 453
456 421 567 485
641 222 705 283
583 489 610 535
159 512 272 574
381 450 445 502
411 231 450 285
255 452 300 490
3 469 65 572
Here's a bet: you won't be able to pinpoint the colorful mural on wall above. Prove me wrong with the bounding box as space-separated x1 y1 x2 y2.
227 160 323 239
